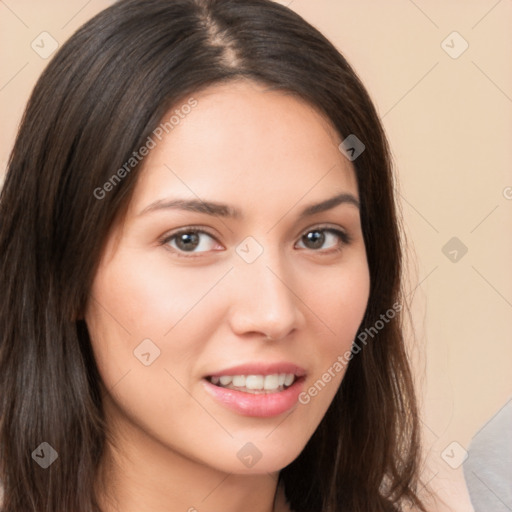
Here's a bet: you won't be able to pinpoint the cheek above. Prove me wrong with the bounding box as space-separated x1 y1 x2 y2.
305 256 370 348
85 249 232 386
88 248 228 338
292 256 370 419
84 252 221 437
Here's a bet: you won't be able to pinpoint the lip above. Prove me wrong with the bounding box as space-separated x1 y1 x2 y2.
205 362 307 378
202 361 307 418
202 375 306 418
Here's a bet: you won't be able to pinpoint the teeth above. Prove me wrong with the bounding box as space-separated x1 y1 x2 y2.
219 375 233 386
246 375 264 389
263 374 279 390
284 373 295 386
232 375 246 387
208 373 297 393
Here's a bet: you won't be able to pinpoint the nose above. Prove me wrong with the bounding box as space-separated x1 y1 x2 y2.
227 249 306 341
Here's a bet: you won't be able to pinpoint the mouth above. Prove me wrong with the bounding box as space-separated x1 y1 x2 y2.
205 373 303 394
201 364 307 417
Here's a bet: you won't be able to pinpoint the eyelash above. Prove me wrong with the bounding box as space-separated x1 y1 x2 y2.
160 224 352 258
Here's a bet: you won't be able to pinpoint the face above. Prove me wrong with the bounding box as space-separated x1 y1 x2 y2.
85 80 370 475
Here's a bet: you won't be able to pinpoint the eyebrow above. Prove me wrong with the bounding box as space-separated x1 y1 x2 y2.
138 192 360 219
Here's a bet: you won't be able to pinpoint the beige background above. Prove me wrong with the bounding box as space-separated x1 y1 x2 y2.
1 1 511 510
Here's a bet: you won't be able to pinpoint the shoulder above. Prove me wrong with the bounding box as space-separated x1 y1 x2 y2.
463 399 512 510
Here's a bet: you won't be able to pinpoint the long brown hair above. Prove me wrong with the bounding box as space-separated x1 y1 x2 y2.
0 0 427 510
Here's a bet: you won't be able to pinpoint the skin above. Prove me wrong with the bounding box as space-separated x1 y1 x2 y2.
85 79 370 512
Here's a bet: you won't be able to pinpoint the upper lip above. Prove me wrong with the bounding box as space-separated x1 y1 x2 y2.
206 362 307 378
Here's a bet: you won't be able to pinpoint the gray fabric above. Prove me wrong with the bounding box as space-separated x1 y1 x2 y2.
463 398 512 512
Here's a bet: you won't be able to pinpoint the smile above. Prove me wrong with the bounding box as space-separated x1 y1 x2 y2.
206 373 297 394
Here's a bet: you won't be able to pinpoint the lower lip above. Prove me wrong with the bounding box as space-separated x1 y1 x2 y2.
202 377 305 418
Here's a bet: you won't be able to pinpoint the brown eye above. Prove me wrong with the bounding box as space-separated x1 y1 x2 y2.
302 230 325 249
163 229 219 254
296 228 349 251
175 232 201 251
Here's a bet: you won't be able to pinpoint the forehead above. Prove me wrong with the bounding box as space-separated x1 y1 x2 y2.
127 80 358 216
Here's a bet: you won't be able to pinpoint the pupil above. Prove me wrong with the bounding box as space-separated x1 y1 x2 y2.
304 231 324 249
177 232 199 251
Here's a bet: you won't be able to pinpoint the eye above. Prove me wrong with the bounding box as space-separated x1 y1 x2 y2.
161 228 221 255
296 226 350 252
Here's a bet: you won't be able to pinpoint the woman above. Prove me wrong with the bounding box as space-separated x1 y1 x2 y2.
0 0 429 510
